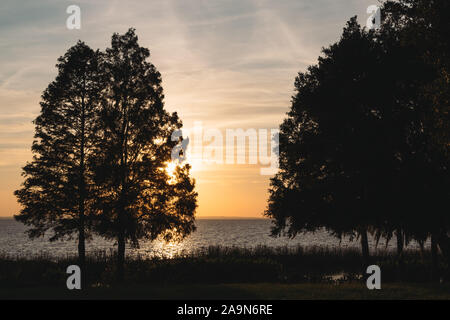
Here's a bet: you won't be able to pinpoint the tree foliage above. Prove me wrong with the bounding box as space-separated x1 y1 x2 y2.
14 30 198 278
93 30 197 279
266 0 449 270
15 42 104 265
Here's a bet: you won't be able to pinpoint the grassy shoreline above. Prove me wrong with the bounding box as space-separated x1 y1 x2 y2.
1 245 448 299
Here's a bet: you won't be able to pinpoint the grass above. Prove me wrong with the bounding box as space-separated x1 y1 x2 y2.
0 245 448 299
2 283 450 300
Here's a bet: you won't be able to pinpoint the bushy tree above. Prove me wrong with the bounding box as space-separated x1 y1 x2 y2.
379 0 449 271
266 18 389 265
267 1 449 279
93 29 197 280
14 31 198 281
14 42 104 267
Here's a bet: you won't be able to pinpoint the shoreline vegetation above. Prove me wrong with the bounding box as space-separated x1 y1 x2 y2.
1 245 448 299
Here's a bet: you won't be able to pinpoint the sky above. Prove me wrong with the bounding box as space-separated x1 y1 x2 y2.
0 0 377 218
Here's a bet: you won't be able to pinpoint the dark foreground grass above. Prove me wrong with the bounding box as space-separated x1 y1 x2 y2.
2 283 450 300
0 245 448 299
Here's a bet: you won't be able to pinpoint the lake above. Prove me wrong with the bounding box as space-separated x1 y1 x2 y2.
0 218 426 259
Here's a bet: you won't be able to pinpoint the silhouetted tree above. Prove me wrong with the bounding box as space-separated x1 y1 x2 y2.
380 0 450 275
266 18 390 266
14 42 104 268
93 29 197 281
368 0 437 258
267 1 449 279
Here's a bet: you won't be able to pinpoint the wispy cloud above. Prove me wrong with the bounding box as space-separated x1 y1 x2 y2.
0 0 377 217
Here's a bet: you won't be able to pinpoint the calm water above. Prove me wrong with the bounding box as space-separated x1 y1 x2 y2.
0 218 426 259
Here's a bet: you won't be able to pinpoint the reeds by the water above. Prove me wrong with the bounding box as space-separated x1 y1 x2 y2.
0 245 446 288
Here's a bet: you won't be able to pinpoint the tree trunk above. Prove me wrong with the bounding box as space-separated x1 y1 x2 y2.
396 227 404 257
117 229 125 282
78 95 86 279
78 220 86 267
116 101 128 283
78 219 86 288
396 227 405 281
360 227 370 266
431 234 439 282
437 231 450 282
419 241 425 256
437 232 450 263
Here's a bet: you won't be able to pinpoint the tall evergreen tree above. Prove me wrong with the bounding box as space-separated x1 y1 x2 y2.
94 29 197 281
14 42 104 268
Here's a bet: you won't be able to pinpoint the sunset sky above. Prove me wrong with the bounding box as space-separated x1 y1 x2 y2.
0 0 376 218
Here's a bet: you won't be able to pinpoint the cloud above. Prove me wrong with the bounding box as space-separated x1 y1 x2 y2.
0 0 378 216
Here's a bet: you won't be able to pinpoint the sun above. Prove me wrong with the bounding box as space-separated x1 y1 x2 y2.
165 161 178 180
165 154 202 182
185 152 202 173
